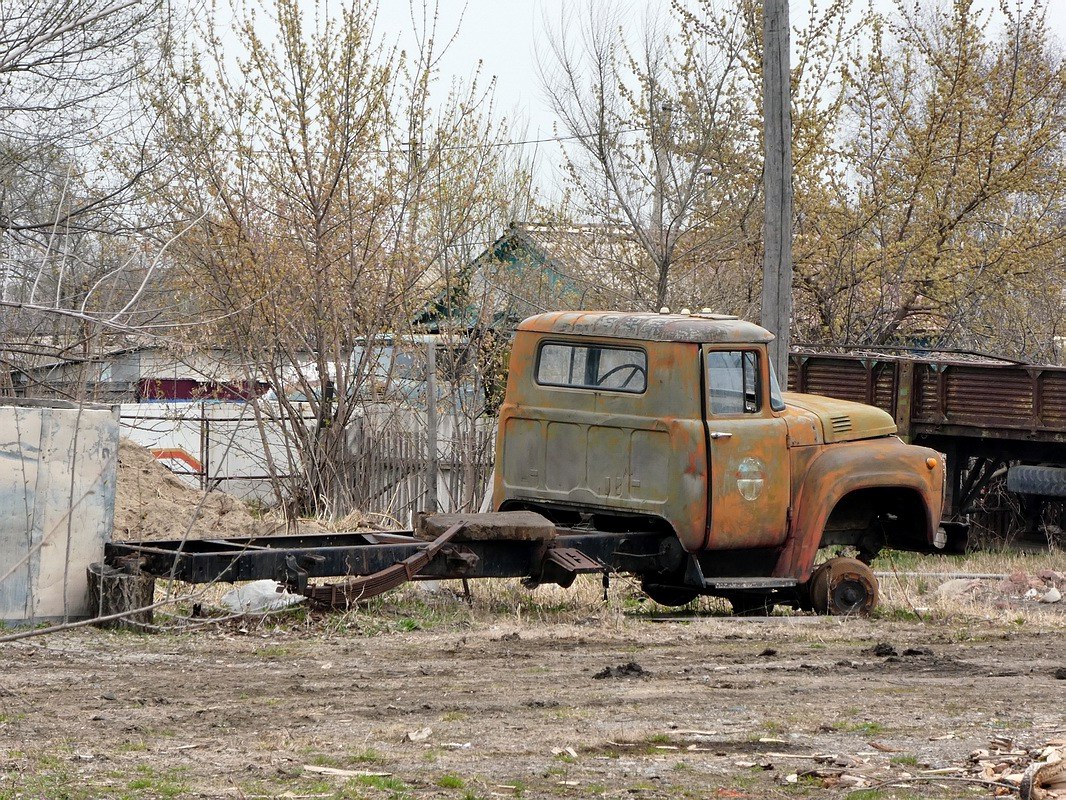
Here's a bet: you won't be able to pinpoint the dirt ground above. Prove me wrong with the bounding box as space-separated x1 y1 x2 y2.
2 441 1059 799
1 585 1063 800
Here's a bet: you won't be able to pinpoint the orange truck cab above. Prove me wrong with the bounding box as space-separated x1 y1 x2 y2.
493 311 955 615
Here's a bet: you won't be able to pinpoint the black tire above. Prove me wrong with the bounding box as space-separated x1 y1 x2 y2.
724 592 776 616
641 578 699 607
1007 465 1066 498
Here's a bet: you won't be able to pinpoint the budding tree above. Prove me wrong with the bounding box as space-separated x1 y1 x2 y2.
540 0 863 318
793 0 1066 359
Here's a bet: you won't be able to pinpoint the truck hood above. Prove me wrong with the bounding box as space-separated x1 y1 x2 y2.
781 392 897 444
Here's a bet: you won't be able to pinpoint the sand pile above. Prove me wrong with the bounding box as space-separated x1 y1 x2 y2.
112 439 289 542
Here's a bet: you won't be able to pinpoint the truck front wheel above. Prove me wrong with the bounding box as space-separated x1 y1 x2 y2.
807 557 878 616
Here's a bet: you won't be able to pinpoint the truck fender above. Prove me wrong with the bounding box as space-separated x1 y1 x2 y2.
773 438 942 582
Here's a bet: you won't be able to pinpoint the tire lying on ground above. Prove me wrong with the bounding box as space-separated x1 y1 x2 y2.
1007 465 1066 498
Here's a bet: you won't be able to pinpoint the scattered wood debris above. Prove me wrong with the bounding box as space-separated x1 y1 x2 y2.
771 736 1065 797
972 738 1066 799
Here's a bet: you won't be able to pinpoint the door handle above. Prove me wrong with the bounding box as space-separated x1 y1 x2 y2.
709 431 733 440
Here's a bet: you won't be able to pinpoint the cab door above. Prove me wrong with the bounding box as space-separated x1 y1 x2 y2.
702 346 790 550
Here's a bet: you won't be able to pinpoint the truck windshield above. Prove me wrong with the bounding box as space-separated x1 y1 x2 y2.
768 364 786 411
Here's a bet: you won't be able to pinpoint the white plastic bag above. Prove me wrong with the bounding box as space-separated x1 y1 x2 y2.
220 580 306 614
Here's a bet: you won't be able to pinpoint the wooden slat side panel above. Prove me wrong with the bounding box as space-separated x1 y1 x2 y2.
872 364 898 415
796 359 870 404
913 366 941 421
944 367 1032 424
791 354 1066 436
1040 372 1066 429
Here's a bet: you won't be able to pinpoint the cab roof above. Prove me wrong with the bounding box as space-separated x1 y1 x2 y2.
517 311 775 345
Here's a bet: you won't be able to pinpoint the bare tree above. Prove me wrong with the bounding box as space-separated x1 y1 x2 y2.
0 0 176 387
539 0 861 317
149 0 529 517
539 2 760 310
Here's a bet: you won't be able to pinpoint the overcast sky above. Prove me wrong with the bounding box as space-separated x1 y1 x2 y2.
365 0 1066 200
374 0 1065 139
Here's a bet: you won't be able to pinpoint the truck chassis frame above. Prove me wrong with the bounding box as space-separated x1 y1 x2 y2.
103 525 804 608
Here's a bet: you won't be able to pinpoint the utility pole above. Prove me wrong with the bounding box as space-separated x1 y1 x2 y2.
761 0 793 382
425 338 438 514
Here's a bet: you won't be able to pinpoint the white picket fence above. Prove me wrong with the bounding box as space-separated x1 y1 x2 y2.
348 409 496 523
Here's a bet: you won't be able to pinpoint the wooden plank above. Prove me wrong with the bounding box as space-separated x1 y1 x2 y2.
414 511 556 542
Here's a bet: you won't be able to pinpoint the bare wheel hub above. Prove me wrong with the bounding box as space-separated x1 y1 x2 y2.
808 557 879 616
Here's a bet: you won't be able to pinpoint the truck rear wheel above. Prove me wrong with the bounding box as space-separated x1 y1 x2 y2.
724 593 776 616
640 578 699 607
808 557 878 616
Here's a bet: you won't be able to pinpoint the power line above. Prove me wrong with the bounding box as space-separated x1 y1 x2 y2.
213 126 648 158
441 126 646 152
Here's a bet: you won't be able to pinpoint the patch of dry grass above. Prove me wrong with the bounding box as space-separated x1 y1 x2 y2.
874 547 1066 576
870 548 1065 624
138 545 1065 637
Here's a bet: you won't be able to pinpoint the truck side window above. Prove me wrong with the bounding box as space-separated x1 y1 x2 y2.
536 343 647 393
707 350 760 414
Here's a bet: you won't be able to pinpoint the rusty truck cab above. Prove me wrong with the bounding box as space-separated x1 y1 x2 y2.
493 310 791 554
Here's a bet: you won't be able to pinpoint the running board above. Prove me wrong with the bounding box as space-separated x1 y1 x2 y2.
682 556 798 592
